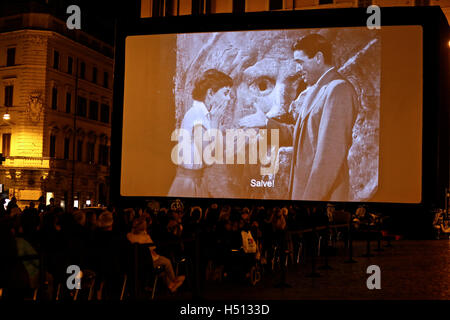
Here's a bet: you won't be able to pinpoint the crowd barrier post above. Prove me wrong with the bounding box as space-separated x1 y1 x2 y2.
344 220 357 264
306 225 320 278
318 225 332 270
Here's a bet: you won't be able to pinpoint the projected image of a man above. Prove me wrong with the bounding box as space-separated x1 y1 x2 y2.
241 34 359 201
168 69 233 197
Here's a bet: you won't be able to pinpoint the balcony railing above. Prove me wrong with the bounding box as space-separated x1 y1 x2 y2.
4 156 50 169
51 159 109 175
2 157 109 176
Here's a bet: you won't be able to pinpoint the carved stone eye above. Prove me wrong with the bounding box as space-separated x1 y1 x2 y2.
249 76 275 96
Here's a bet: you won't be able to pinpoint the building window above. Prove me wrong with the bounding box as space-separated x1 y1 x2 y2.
66 92 71 113
89 100 99 121
358 0 371 7
166 0 176 16
92 67 98 84
77 140 83 161
99 144 109 166
153 0 164 16
99 183 106 205
103 71 109 88
4 85 13 107
98 144 104 165
64 137 70 160
52 87 58 110
50 135 56 158
53 50 59 70
233 0 245 13
2 134 11 157
192 0 208 15
415 0 430 5
105 146 109 166
152 0 177 16
80 61 86 79
205 0 212 14
87 142 95 163
100 104 110 123
269 0 283 10
7 48 16 66
77 96 87 117
67 56 73 74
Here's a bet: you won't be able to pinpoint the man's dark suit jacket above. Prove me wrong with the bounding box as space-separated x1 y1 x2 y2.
268 67 358 201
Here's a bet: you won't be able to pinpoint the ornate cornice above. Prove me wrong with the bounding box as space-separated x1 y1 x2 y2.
1 30 49 44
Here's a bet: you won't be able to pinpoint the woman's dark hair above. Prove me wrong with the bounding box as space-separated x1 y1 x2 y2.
292 33 332 65
192 69 233 101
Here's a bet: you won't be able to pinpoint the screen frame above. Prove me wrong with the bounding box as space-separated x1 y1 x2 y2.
111 6 449 210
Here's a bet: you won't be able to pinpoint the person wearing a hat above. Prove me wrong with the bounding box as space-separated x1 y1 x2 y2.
127 217 185 293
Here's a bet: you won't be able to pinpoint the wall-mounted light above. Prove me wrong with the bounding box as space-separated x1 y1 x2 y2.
3 111 10 120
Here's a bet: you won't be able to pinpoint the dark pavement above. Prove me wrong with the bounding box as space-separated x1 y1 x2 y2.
164 239 450 300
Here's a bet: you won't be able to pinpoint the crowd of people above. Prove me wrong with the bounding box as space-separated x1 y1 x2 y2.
0 197 387 300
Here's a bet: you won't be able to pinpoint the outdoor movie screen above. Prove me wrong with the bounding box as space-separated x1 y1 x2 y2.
120 25 423 203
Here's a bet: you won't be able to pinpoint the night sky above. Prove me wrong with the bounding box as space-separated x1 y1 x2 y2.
0 0 133 45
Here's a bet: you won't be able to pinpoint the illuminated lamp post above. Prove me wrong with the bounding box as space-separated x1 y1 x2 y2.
71 57 79 211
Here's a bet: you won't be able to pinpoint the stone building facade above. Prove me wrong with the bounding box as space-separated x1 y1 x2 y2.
0 12 113 209
140 0 450 22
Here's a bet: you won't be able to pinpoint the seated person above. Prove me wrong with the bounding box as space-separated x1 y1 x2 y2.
440 221 450 233
159 211 185 261
353 205 371 229
204 204 220 232
91 211 123 299
126 217 185 293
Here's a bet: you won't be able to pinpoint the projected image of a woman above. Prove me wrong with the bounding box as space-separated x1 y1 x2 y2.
168 69 233 197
